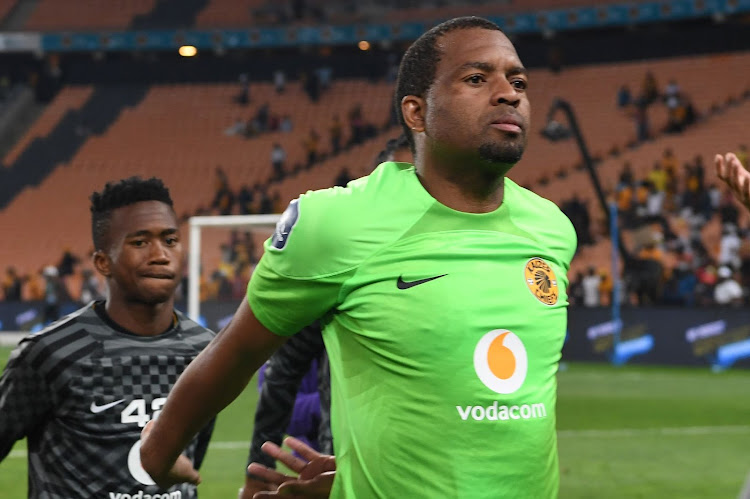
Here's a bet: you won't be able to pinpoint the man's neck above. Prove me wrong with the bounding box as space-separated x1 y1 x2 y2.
105 298 175 337
416 158 507 213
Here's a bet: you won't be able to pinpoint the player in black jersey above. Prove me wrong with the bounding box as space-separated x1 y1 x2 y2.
0 176 215 499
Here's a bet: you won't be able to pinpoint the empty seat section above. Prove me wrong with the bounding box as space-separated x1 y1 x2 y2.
0 0 17 23
195 0 265 28
24 0 155 31
3 86 94 166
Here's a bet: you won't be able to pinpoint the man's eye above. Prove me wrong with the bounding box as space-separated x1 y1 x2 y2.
131 240 146 247
466 75 485 84
166 237 179 246
512 79 528 90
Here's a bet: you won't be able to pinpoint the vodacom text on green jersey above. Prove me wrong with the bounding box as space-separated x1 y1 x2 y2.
456 400 548 421
460 328 548 422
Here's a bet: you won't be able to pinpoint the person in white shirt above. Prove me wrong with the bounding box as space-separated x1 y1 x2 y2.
582 266 601 307
718 224 741 270
714 266 743 306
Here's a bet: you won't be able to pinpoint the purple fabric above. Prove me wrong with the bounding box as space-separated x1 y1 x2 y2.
257 359 321 448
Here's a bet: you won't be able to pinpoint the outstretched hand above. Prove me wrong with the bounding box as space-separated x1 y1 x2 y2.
239 436 336 498
140 420 201 488
716 152 750 211
255 471 335 498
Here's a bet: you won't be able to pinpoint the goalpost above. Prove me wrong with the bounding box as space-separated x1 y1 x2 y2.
187 214 280 321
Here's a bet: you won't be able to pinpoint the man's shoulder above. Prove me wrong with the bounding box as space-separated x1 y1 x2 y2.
299 161 413 218
505 178 578 262
23 303 101 343
265 162 420 277
174 311 216 343
14 304 102 370
506 179 575 235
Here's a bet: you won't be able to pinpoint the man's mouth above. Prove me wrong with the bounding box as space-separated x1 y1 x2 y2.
490 115 524 134
141 273 175 280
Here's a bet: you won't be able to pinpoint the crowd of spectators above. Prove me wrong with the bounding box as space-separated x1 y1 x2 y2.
199 230 259 302
567 144 750 308
552 69 750 308
1 248 105 322
202 166 283 217
224 100 295 139
616 72 698 145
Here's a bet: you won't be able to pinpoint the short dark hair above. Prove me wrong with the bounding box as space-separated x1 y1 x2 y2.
372 133 411 169
394 16 502 153
90 176 173 251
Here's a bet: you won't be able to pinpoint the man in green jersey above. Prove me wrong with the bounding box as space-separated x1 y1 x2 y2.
142 16 576 498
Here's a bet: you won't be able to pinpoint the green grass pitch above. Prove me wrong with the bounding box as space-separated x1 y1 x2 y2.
1 346 748 498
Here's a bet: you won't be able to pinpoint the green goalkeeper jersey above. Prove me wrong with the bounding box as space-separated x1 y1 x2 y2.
247 161 577 498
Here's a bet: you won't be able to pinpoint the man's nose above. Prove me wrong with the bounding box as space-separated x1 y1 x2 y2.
149 242 170 264
491 78 521 107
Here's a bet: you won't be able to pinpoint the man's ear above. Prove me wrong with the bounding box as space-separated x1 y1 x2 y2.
93 250 111 278
401 95 426 133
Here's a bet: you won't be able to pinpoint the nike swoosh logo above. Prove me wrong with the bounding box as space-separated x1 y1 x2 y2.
90 399 126 414
397 274 448 290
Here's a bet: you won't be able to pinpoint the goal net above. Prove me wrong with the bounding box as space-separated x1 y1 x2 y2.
187 214 280 322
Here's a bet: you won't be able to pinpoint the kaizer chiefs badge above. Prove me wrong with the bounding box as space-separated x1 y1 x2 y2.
524 258 558 306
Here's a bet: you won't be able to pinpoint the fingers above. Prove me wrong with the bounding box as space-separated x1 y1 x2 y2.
261 441 309 473
186 470 201 485
276 471 335 497
252 474 335 498
173 454 201 485
247 463 295 485
297 456 336 480
716 152 750 207
716 152 743 183
252 492 282 498
715 153 727 181
140 420 154 440
238 476 276 499
730 154 750 207
283 437 323 462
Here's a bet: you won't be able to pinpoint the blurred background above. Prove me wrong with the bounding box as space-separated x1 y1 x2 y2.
0 1 750 497
1 0 749 370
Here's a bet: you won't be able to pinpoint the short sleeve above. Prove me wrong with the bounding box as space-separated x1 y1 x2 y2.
247 194 357 336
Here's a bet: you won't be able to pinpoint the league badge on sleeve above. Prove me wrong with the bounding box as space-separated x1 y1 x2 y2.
271 199 299 250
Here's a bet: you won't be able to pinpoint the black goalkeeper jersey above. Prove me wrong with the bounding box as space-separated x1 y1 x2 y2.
0 301 215 499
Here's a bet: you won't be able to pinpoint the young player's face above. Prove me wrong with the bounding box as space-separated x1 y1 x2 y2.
104 201 183 305
424 28 530 169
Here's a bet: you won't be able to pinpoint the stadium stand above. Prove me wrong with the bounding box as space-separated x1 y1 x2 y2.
274 126 401 202
3 0 750 306
382 0 656 24
0 0 17 25
24 0 155 31
2 44 749 280
0 85 149 209
513 51 750 190
19 0 661 31
564 96 750 276
195 0 267 28
2 85 93 166
130 0 209 30
0 78 393 279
